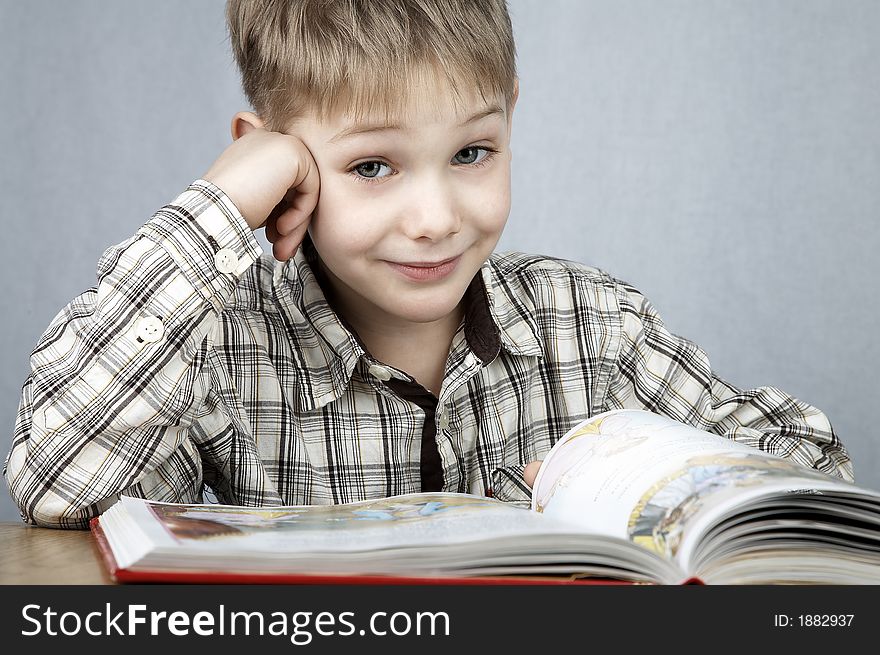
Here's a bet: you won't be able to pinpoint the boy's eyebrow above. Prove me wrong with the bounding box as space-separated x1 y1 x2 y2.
328 104 505 144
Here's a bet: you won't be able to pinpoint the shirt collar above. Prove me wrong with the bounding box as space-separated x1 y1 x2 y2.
271 236 543 411
270 239 365 412
478 255 545 359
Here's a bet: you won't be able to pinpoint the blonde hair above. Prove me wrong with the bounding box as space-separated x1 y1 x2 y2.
225 0 516 129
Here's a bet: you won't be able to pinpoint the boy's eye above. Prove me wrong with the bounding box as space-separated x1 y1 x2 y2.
453 146 486 165
348 146 497 184
353 161 393 179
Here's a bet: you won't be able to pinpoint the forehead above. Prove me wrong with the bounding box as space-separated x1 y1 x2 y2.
284 66 507 139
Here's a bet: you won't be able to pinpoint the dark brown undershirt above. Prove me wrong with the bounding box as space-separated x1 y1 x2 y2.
385 378 444 491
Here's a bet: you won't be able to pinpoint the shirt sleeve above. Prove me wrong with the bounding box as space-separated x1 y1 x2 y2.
3 180 263 528
604 281 854 482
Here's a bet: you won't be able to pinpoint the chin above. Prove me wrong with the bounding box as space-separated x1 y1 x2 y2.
379 288 467 324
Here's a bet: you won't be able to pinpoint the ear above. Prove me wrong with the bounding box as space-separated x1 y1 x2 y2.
231 111 266 141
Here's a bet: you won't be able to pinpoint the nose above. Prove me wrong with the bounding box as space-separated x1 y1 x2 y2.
401 174 462 241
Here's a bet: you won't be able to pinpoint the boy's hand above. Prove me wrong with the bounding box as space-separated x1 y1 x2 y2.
524 460 543 489
202 127 320 261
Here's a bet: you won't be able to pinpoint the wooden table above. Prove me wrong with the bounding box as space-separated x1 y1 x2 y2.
0 522 114 584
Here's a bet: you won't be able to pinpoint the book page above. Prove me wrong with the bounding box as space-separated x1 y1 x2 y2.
530 409 856 562
109 492 679 580
118 493 585 561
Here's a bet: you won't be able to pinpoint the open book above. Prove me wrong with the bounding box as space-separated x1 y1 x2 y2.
91 409 880 584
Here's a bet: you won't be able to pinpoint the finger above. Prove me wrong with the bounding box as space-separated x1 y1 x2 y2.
265 198 290 235
272 225 308 261
274 199 311 237
288 154 321 221
272 147 319 236
271 209 312 261
265 214 280 244
523 460 543 489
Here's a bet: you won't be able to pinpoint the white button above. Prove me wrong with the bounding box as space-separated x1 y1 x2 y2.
438 412 450 430
368 364 393 381
135 316 165 343
214 248 240 274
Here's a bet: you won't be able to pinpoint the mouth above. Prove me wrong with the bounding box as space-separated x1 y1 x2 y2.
385 255 461 281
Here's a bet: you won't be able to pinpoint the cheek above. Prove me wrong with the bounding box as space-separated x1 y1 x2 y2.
471 167 511 233
309 179 383 256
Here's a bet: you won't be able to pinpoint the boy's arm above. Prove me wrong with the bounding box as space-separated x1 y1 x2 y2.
4 127 318 529
3 181 262 528
604 282 854 481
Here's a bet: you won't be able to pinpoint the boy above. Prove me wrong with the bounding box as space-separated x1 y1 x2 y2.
4 0 852 529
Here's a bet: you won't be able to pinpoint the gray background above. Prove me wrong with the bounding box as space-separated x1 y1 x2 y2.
1 0 877 522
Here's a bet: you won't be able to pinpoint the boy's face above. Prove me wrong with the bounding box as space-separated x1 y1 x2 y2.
279 74 517 332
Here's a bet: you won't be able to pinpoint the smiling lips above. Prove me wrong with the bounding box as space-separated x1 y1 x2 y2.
385 255 461 281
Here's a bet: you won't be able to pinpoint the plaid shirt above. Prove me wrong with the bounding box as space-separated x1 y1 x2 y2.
4 180 853 528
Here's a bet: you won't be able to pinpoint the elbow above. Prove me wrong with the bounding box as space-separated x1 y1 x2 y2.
826 453 855 484
801 440 855 484
6 473 99 530
818 426 855 484
20 500 97 530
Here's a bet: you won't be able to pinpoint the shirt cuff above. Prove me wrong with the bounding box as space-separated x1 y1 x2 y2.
137 179 263 311
490 465 533 506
